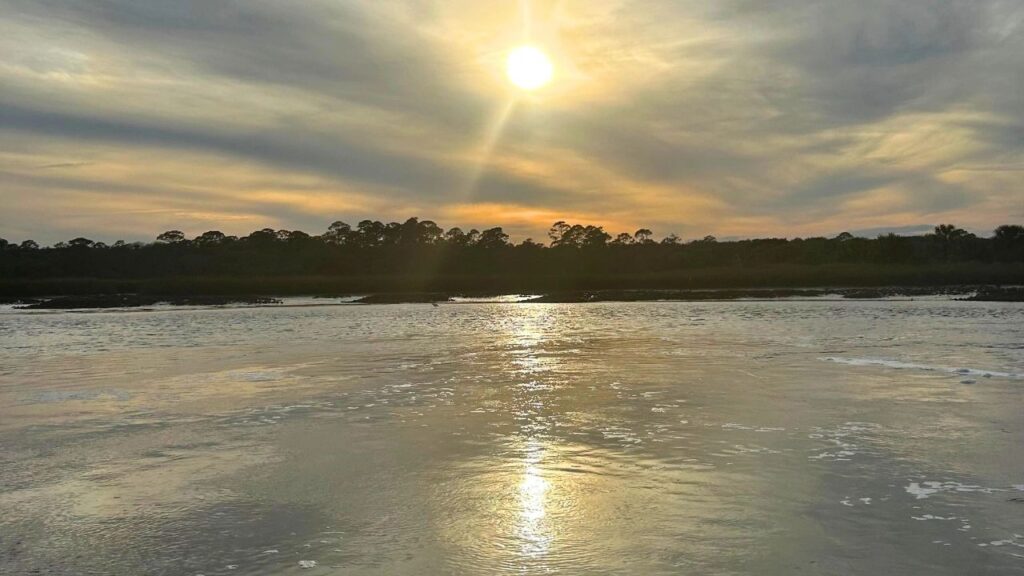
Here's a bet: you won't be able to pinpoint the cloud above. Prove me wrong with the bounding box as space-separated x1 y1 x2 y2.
0 0 1021 244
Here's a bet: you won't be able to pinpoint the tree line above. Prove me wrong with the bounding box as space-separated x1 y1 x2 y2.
1 220 1022 288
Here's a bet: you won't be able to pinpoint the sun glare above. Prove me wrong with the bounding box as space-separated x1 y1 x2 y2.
506 45 553 91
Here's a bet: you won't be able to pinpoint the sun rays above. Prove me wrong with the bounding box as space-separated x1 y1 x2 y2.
457 1 563 203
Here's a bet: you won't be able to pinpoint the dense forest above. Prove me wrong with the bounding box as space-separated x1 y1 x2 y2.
2 220 1022 296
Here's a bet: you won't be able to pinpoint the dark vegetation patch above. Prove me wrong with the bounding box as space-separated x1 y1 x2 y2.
19 295 282 309
2 221 1021 299
0 297 42 305
958 287 1024 302
353 293 451 304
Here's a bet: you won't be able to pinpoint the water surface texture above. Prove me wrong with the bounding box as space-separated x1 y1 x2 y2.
1 301 1023 575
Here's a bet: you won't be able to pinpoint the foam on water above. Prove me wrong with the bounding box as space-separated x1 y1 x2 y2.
905 481 1024 499
977 536 1024 549
721 423 785 433
808 422 880 461
714 443 780 456
819 356 1024 379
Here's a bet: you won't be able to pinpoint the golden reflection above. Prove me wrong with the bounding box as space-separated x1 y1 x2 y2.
506 304 557 563
516 439 552 558
435 304 599 570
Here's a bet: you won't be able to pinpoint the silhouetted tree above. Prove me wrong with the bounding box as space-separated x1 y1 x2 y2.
395 217 442 245
929 224 974 260
932 224 971 242
612 232 634 245
355 220 386 248
194 231 227 246
2 218 1021 291
418 220 443 245
445 227 469 246
284 231 311 243
875 233 911 263
552 224 584 247
68 237 95 248
156 230 186 243
581 226 611 248
245 228 278 246
993 225 1024 261
548 223 612 248
394 217 418 245
994 225 1024 242
324 221 351 245
549 221 571 244
476 227 510 249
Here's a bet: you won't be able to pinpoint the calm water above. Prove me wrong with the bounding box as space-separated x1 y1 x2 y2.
1 300 1023 575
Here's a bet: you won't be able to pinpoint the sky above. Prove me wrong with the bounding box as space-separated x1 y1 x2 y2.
1 0 1022 245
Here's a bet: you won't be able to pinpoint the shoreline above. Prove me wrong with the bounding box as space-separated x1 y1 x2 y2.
5 286 1022 309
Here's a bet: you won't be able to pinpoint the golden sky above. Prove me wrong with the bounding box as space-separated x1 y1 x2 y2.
1 0 1022 243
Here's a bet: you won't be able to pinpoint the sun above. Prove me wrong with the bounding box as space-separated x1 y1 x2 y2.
506 45 553 91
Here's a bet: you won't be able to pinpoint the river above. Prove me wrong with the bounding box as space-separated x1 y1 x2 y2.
1 299 1022 574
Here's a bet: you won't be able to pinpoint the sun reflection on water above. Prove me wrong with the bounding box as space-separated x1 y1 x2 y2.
517 439 551 559
438 304 600 571
465 304 548 566
505 305 559 565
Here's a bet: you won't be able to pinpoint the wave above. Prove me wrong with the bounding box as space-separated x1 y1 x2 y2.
819 356 1024 379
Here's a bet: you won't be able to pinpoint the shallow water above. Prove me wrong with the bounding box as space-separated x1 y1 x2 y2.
1 300 1022 575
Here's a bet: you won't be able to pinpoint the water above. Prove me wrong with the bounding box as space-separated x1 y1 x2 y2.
1 300 1022 575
